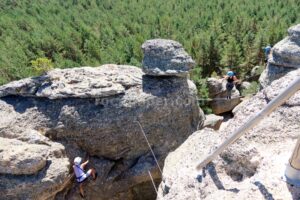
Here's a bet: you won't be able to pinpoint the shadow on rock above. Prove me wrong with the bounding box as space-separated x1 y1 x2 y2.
142 75 188 97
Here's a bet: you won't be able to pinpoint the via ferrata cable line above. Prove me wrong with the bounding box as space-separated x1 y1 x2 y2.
135 120 164 194
148 170 158 194
197 96 246 102
135 121 163 174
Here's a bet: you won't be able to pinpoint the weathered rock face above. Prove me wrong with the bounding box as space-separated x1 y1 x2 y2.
260 24 300 88
0 138 48 175
203 114 224 130
240 81 251 91
0 41 203 199
0 65 142 99
142 39 195 77
245 65 263 82
236 81 252 96
0 104 70 200
157 69 300 200
207 78 241 114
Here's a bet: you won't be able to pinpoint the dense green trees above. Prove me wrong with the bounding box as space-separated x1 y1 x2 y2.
0 0 299 89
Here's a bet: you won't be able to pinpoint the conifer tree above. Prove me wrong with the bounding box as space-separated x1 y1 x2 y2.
221 36 242 73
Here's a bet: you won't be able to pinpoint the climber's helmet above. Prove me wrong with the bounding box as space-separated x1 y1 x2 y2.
227 71 234 77
74 157 82 165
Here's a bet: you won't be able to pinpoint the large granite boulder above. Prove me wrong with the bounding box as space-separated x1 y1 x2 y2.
157 69 300 200
260 24 300 88
207 78 241 114
142 39 195 77
0 40 203 199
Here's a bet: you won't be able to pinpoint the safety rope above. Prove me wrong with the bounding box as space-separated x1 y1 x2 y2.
198 96 246 101
135 120 165 195
148 170 158 194
197 93 259 102
135 121 163 174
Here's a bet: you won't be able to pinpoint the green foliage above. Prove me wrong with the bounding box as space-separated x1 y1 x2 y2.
0 0 299 86
191 66 212 114
31 58 53 75
242 81 260 96
221 36 242 72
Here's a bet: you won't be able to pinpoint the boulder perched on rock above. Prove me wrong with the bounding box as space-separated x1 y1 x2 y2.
207 78 241 114
142 39 195 77
157 69 300 200
260 24 300 88
203 114 224 130
0 40 203 200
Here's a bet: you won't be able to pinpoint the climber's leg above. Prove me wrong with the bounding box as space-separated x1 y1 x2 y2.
90 168 97 180
79 183 85 198
226 89 232 99
226 82 233 99
85 168 97 180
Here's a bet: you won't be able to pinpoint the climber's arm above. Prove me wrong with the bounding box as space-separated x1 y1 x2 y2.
81 160 89 169
223 75 229 80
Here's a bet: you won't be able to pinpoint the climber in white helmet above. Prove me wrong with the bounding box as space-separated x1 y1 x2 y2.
73 157 97 198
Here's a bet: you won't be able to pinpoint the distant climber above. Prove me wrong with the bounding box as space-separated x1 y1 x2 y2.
73 157 98 198
263 45 272 63
224 71 238 99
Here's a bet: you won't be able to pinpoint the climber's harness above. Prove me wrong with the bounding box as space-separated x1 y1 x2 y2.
74 165 86 183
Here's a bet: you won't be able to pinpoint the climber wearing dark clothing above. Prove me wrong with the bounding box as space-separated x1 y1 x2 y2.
263 45 272 63
224 71 238 99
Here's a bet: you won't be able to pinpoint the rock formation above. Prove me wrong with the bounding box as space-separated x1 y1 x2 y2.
203 114 224 130
238 81 251 93
142 39 195 77
0 65 142 99
0 39 203 200
260 24 300 88
206 78 241 114
0 127 70 200
158 68 300 200
157 24 300 199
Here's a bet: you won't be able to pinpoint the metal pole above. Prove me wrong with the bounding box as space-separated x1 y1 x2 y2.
196 77 300 170
283 136 300 186
290 138 300 170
